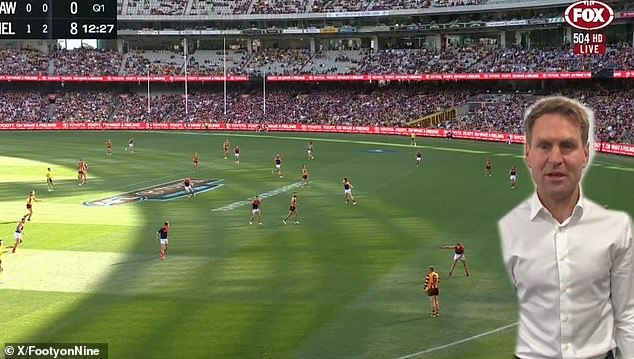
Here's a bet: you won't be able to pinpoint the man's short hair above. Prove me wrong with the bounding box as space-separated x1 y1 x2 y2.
524 96 593 146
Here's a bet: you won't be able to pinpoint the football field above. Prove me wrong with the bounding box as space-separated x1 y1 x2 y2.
0 131 632 359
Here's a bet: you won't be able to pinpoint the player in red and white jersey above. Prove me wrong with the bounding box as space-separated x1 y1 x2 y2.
440 242 470 277
250 195 263 225
234 145 240 164
343 177 357 205
273 154 283 178
509 166 518 189
307 141 315 160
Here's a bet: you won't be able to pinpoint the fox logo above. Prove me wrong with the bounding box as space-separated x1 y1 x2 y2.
564 1 614 31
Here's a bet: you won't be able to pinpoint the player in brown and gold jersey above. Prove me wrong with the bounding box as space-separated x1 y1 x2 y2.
424 266 440 318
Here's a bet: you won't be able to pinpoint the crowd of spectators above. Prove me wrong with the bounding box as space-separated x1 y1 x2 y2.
125 50 183 76
115 0 489 14
186 50 250 75
0 86 633 144
251 0 308 14
52 48 122 76
245 49 312 76
124 0 188 15
0 49 49 75
0 91 49 122
4 44 634 76
437 88 634 144
53 92 114 122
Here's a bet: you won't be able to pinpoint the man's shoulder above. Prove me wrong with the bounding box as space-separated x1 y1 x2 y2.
498 197 532 228
584 198 632 227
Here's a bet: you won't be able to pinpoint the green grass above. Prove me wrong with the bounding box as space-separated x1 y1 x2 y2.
0 131 632 359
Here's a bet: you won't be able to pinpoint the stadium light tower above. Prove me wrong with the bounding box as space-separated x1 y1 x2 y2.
146 64 150 114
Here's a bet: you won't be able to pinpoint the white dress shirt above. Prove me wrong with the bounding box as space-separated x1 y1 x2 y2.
499 192 634 359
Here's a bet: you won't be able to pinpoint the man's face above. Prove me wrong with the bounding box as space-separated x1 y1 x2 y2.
525 113 590 204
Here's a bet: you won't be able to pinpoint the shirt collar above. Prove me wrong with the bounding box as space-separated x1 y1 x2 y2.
529 187 586 222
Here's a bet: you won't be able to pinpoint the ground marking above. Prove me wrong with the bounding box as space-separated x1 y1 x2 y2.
212 182 302 212
160 131 488 154
393 322 518 359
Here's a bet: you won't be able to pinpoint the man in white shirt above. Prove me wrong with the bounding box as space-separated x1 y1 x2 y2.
498 96 634 359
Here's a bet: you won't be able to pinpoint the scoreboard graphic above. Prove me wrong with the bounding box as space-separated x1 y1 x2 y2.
0 0 117 39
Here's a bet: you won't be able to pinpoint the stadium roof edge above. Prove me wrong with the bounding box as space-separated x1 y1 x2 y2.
117 0 573 22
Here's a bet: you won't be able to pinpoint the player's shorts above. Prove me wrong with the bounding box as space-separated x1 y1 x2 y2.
26 204 32 210
275 164 281 170
344 189 352 195
159 237 168 246
416 156 422 161
235 153 240 158
486 165 491 170
289 206 296 211
453 253 466 262
47 178 53 184
14 232 22 241
302 175 308 180
307 150 312 156
193 160 198 164
427 288 439 297
252 208 260 214
184 185 193 191
128 143 134 148
510 175 517 182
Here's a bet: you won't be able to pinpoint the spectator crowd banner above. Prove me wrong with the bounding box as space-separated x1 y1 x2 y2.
0 122 632 157
0 72 597 83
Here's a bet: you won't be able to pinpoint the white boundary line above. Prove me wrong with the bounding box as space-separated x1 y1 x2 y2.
156 131 488 154
393 322 518 359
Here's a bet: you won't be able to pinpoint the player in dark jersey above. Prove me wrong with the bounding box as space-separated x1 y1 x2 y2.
250 195 263 225
343 177 357 205
126 137 134 153
509 166 518 189
440 242 470 277
234 145 240 164
184 177 195 198
416 151 423 167
156 222 169 260
273 154 283 178
12 217 26 253
283 193 299 224
106 139 113 156
485 158 492 177
307 141 315 160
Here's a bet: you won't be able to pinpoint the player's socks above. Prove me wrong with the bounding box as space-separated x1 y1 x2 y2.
282 219 286 224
